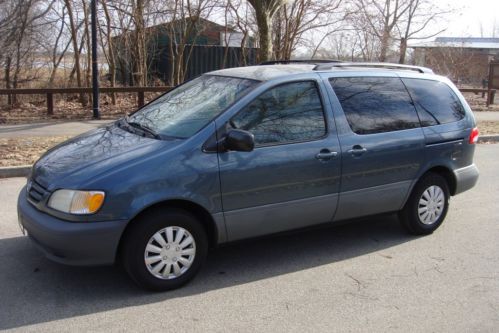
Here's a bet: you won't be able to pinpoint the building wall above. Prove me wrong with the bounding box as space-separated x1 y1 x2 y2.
113 18 258 86
152 45 257 84
413 47 499 85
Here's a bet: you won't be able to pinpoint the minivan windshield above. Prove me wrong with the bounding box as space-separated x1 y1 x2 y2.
127 75 258 139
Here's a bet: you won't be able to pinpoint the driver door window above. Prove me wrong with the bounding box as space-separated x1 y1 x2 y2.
231 81 327 146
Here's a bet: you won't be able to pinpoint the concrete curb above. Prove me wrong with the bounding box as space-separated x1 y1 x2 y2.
0 136 498 179
478 135 499 143
0 165 31 178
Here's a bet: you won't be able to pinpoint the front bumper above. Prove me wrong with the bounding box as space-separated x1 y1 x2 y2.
17 186 128 266
453 164 479 195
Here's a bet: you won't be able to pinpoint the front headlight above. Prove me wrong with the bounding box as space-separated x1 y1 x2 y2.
48 190 105 215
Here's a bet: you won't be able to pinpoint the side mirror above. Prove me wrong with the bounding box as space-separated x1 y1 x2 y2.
224 129 255 152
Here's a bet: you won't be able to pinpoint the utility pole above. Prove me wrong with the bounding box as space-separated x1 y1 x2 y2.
91 0 100 119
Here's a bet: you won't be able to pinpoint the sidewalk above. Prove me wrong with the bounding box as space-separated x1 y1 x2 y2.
1 112 498 139
0 120 111 138
473 111 499 121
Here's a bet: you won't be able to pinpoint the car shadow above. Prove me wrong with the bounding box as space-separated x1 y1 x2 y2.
0 214 416 330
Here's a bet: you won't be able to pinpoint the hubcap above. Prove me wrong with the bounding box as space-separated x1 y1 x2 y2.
144 226 196 280
418 185 445 225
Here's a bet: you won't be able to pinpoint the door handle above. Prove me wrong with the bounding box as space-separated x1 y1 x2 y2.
315 150 338 160
347 145 367 156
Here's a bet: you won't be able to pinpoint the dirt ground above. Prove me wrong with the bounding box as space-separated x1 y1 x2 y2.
0 136 70 167
0 92 498 167
0 92 163 124
462 92 499 112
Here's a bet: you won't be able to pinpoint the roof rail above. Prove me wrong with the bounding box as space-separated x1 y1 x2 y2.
260 59 342 66
313 62 433 74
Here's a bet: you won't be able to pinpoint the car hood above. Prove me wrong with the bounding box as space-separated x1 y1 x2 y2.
31 124 176 189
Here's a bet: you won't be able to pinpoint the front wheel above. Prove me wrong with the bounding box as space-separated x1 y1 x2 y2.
121 209 208 291
399 173 450 235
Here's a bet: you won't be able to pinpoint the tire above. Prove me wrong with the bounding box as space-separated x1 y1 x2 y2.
121 208 208 291
399 173 450 235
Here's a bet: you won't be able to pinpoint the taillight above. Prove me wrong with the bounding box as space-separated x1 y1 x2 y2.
469 127 479 144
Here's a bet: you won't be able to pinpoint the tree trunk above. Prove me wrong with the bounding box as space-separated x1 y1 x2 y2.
83 1 92 88
101 0 116 104
254 9 273 62
379 29 390 62
132 0 147 86
64 0 84 104
240 32 249 66
399 37 407 64
83 1 92 105
5 57 12 107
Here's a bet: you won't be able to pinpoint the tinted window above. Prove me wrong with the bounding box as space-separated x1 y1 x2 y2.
231 81 326 145
402 78 465 126
329 77 420 135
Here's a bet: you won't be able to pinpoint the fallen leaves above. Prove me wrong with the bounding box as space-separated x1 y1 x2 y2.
0 136 70 166
476 121 499 135
0 92 162 124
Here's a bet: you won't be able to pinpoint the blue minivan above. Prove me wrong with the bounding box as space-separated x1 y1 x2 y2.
18 62 479 290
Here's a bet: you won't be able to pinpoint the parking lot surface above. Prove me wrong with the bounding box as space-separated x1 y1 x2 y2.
0 145 498 332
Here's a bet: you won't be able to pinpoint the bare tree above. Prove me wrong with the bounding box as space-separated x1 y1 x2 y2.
82 0 92 88
99 0 117 103
46 4 73 86
247 0 285 61
1 0 54 104
131 0 148 86
272 0 345 60
162 0 217 85
395 0 449 63
354 0 411 62
226 0 257 66
64 0 86 103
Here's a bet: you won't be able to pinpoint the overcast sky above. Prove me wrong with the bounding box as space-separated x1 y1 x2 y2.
444 0 499 37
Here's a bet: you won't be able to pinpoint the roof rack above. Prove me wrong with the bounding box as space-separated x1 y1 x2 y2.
260 59 341 66
313 62 433 74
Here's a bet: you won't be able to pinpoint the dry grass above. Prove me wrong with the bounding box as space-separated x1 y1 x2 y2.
477 121 499 136
0 136 69 167
461 92 499 112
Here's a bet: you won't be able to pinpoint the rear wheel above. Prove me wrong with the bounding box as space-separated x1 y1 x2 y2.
399 173 450 235
121 209 208 291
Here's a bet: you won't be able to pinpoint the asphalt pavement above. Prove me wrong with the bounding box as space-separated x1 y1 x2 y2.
0 145 498 332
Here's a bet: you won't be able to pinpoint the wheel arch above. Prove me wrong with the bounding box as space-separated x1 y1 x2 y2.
424 166 457 195
402 165 457 209
116 199 220 262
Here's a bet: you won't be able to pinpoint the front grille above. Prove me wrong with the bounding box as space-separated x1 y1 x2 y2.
27 179 48 205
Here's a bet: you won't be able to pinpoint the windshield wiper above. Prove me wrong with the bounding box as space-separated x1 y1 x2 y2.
123 116 162 139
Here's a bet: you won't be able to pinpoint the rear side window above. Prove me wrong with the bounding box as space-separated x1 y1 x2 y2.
231 81 326 145
402 78 465 126
329 77 420 135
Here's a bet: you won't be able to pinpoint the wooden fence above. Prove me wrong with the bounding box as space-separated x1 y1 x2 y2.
459 88 496 106
0 86 495 116
0 87 172 115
